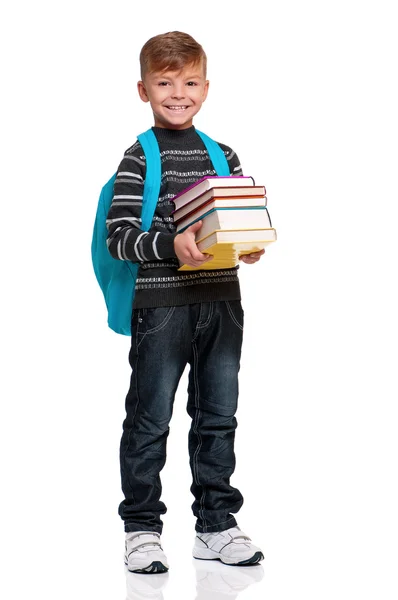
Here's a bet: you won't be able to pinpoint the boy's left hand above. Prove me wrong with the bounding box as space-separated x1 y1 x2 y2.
239 249 265 264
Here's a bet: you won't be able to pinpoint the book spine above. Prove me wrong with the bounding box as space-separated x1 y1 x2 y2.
173 186 265 212
196 229 277 249
172 175 254 202
173 194 267 224
176 206 269 233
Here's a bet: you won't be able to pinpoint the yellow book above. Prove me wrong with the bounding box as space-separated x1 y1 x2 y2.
178 228 277 271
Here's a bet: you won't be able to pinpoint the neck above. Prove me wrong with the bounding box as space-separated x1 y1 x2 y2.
151 125 198 144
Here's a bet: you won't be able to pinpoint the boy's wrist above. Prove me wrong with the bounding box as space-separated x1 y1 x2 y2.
157 231 179 259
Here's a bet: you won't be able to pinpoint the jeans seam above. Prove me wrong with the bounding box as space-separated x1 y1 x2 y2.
195 302 213 330
137 332 147 349
192 303 204 340
122 320 141 501
192 341 207 531
197 516 236 533
137 307 175 348
144 306 176 334
225 301 243 331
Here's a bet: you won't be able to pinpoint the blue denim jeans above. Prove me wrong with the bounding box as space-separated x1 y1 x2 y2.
118 300 244 534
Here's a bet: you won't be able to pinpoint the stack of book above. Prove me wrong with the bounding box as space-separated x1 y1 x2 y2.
172 175 277 271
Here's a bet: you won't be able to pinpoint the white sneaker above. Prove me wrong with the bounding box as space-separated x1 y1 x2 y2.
124 531 169 573
193 526 264 566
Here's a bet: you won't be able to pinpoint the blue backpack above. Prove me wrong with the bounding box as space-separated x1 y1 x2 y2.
91 128 230 336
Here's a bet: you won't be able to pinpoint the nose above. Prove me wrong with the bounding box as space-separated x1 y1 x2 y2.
171 83 185 99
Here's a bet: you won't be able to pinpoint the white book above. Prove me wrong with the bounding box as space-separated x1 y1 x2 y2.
196 228 277 252
177 207 272 239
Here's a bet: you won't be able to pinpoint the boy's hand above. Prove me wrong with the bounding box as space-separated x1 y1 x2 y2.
174 221 213 267
239 249 265 264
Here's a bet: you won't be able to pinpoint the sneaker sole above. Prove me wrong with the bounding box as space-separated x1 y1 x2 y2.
193 550 264 566
124 560 169 574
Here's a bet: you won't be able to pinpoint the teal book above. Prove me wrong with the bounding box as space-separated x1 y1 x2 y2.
176 205 272 240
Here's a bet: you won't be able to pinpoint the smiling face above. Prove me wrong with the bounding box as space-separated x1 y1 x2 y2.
137 61 209 130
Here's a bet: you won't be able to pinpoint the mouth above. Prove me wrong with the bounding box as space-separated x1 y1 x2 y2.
165 105 189 112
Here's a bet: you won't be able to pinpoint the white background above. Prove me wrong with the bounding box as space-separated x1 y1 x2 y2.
1 1 397 599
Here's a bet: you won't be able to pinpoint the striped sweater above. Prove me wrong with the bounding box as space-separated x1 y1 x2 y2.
106 126 243 309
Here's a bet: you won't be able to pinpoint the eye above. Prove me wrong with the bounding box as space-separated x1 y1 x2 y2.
186 81 198 86
158 81 170 86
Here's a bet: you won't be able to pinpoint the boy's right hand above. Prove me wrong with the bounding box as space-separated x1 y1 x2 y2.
174 221 213 268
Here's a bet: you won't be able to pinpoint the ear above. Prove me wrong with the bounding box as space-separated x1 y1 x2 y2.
202 80 210 102
137 80 150 103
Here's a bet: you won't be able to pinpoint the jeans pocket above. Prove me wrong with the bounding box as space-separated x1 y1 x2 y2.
138 306 176 335
225 300 244 330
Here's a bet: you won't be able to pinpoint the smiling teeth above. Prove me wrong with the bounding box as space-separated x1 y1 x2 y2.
168 106 187 110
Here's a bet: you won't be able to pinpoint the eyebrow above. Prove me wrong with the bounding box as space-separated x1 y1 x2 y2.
151 72 204 82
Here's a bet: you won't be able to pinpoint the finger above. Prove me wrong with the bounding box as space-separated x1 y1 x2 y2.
187 254 213 267
195 255 213 265
188 261 209 268
189 248 210 261
187 220 203 232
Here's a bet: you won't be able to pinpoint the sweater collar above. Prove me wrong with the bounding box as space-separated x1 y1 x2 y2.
151 125 198 145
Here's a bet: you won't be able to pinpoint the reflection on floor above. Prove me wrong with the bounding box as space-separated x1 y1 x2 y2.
125 558 264 600
125 569 169 600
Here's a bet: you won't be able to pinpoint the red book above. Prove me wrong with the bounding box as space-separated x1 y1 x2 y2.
172 175 259 211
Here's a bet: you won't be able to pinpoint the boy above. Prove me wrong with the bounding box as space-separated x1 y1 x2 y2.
106 31 265 573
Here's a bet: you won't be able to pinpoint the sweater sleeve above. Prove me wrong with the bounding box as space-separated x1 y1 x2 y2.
106 145 177 263
218 143 244 177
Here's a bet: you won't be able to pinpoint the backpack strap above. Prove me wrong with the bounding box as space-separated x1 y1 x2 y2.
196 130 230 176
137 129 162 229
136 128 229 228
104 130 160 336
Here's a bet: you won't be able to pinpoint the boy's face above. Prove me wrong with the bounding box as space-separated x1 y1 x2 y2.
137 62 209 130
